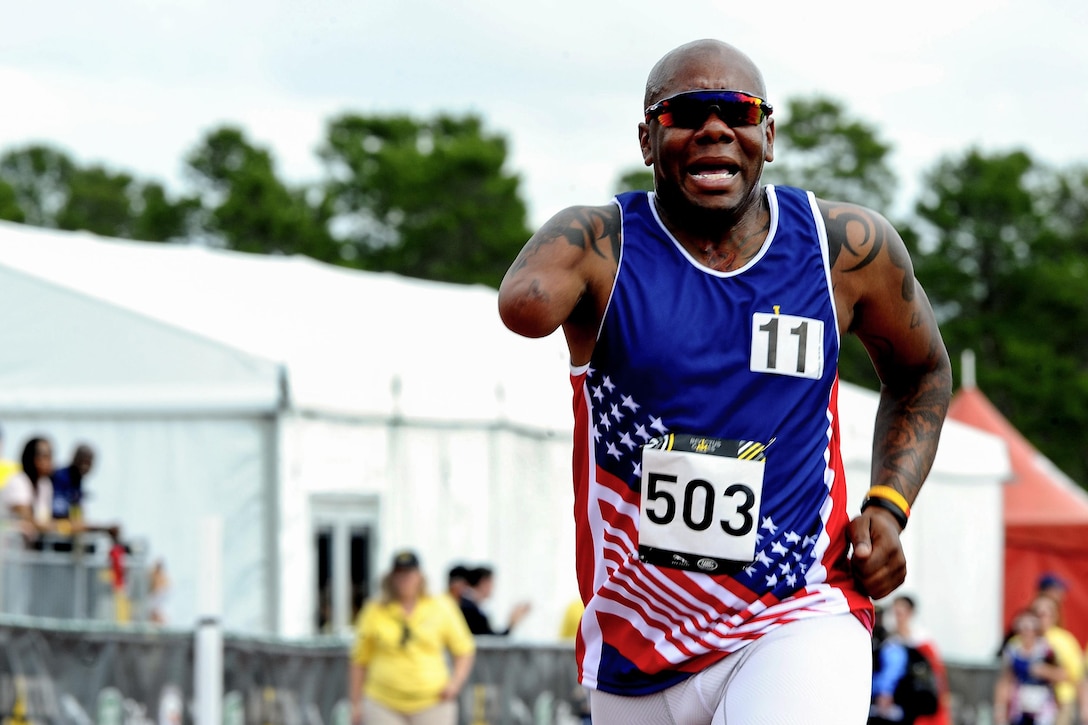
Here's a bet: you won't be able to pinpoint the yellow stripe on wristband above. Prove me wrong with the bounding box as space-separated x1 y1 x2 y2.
865 485 911 518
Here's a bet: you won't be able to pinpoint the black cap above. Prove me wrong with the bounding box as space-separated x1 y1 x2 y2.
1038 572 1068 591
392 550 420 571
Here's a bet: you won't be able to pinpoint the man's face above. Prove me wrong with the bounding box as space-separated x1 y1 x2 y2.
639 51 774 222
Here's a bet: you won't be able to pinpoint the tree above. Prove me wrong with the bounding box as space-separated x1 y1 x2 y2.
762 96 898 212
130 182 202 242
0 179 24 223
913 149 1088 484
0 145 76 227
0 144 198 241
185 126 334 258
318 113 531 287
614 168 653 194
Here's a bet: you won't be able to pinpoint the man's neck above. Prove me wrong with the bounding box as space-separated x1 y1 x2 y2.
656 188 770 272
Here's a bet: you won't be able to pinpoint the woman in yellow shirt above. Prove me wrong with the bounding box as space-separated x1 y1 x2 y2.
350 550 475 725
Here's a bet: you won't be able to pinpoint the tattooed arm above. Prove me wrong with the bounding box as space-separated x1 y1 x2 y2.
820 199 953 599
498 204 621 365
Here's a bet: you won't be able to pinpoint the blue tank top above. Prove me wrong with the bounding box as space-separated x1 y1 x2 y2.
571 186 870 694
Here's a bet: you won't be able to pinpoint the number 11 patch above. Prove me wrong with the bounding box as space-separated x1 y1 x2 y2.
750 312 824 380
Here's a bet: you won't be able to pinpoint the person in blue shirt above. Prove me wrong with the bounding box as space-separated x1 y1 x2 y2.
51 443 94 520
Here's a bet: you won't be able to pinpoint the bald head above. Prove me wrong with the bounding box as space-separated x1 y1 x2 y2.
644 39 767 108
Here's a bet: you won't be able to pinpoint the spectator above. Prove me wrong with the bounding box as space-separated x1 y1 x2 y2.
50 443 94 521
560 598 593 725
349 550 474 725
0 436 69 541
1030 594 1083 725
148 558 170 625
891 595 951 725
995 609 1066 725
1037 573 1068 611
446 563 470 604
458 565 531 636
559 598 585 642
0 424 17 490
1080 644 1088 725
870 608 911 725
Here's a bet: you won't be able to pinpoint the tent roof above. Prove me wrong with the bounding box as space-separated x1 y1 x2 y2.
948 386 1088 526
0 221 571 428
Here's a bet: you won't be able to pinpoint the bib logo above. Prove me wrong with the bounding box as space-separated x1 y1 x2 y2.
670 554 690 567
696 558 718 571
694 439 711 453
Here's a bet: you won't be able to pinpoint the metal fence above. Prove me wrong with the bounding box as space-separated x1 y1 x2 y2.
0 617 1013 725
0 530 150 623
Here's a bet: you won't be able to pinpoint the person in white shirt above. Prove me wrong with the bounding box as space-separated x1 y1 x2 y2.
1 436 64 541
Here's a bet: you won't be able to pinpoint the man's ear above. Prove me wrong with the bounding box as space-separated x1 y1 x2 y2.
639 123 653 166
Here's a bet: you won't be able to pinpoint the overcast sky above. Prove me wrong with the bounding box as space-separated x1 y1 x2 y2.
1 0 1084 228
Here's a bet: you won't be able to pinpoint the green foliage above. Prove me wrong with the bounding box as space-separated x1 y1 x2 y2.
761 96 897 211
615 169 654 194
913 150 1088 484
0 144 197 241
0 179 24 223
0 145 76 227
185 126 334 258
318 113 531 286
131 182 201 242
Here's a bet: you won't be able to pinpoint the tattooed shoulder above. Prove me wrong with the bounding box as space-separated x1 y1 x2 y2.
509 205 620 275
543 205 620 258
819 199 915 302
818 199 910 273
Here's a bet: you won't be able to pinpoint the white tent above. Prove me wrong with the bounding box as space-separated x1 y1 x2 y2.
0 221 1009 661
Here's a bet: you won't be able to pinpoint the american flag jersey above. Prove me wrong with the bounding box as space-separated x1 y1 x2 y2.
571 186 873 695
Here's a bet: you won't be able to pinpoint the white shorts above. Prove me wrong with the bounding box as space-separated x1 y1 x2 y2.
590 613 872 725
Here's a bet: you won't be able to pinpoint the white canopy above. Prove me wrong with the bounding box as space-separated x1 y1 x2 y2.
0 220 569 428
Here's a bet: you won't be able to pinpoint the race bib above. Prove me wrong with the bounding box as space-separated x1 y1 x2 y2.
639 434 766 573
750 310 824 380
1018 684 1050 715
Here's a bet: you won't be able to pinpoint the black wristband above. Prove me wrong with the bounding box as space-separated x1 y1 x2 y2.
861 496 908 531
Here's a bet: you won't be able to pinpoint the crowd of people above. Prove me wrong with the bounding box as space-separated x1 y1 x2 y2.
993 574 1087 725
348 551 535 725
0 429 116 543
868 576 1088 725
0 425 169 624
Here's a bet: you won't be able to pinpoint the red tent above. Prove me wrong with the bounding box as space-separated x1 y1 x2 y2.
948 385 1088 646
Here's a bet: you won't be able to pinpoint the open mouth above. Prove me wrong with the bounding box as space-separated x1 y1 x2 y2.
687 162 740 186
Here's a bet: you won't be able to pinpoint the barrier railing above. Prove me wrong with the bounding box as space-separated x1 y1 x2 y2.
0 530 149 623
0 618 1005 725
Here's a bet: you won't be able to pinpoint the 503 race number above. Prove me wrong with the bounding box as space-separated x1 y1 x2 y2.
644 473 756 536
639 436 766 567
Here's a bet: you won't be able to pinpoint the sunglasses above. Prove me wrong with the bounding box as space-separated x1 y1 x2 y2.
644 90 773 129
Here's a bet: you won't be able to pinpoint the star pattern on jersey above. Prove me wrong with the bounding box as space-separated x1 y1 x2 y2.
586 367 670 487
738 513 819 593
585 366 819 594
